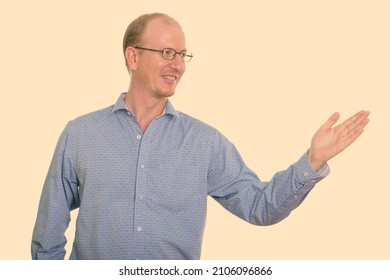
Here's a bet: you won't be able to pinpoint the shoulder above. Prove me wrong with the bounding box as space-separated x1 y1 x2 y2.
176 111 219 135
66 105 114 128
175 111 232 148
62 105 116 139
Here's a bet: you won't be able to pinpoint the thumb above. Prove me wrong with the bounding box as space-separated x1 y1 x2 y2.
321 112 340 130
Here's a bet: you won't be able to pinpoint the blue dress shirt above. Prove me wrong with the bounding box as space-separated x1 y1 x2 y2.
32 93 329 260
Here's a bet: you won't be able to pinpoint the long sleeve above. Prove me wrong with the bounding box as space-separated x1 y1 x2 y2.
31 123 80 259
207 133 329 226
31 95 330 259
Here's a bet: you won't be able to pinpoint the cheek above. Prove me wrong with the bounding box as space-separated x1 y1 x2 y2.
175 64 186 81
179 66 186 81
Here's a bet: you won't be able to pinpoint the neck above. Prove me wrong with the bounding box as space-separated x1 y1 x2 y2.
124 87 167 133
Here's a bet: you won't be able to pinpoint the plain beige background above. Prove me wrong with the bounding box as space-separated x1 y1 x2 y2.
1 0 389 260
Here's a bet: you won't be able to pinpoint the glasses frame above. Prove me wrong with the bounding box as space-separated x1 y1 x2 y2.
134 46 193 62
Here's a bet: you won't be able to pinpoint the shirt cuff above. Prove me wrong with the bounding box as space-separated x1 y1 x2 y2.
269 152 330 217
295 152 330 185
316 162 330 177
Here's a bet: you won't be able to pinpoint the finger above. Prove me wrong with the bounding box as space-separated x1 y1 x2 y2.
340 114 369 147
340 111 370 137
344 116 370 139
342 125 366 147
321 112 340 130
338 110 369 131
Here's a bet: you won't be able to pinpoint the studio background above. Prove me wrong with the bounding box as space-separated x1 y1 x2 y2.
1 0 389 259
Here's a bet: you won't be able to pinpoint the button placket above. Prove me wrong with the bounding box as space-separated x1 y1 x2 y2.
133 127 152 245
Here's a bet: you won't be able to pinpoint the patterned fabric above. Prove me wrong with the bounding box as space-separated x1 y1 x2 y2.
32 93 329 260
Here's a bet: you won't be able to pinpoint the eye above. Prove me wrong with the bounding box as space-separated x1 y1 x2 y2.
163 49 176 58
179 51 187 58
180 51 193 62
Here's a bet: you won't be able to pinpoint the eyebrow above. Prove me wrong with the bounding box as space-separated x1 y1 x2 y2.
167 48 187 52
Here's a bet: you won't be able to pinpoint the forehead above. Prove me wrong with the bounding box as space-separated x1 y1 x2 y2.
142 17 186 48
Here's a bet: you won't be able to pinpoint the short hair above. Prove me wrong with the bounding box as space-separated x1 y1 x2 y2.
122 13 180 70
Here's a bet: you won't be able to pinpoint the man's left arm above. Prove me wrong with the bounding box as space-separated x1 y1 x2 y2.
207 110 369 226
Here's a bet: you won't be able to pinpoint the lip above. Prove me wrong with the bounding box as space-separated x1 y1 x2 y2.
162 75 178 81
162 75 179 85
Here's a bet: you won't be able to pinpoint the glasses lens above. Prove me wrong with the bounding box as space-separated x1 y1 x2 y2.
162 48 193 62
181 51 193 62
162 49 176 60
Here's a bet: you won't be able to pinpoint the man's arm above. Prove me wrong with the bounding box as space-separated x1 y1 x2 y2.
207 110 369 226
31 124 79 260
208 141 329 226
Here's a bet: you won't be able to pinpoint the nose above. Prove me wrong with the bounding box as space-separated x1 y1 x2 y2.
169 54 185 73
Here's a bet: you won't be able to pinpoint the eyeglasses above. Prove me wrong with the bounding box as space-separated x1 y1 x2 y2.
134 46 193 62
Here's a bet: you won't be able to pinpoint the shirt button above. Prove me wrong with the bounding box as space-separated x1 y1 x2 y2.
137 226 142 232
140 164 145 169
136 135 142 140
294 195 299 199
303 171 309 177
138 195 144 200
311 179 316 183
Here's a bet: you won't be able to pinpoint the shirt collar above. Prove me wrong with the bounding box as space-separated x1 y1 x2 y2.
112 93 179 118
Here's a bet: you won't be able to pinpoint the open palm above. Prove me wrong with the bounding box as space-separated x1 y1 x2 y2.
308 110 370 171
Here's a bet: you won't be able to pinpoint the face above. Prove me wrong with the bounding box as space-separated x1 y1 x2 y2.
130 18 187 99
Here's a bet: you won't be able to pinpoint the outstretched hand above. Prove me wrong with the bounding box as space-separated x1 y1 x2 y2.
308 110 370 171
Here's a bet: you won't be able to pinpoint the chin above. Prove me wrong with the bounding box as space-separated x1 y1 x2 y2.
164 92 175 98
157 89 176 98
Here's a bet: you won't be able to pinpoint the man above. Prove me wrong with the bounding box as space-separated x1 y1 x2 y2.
31 13 370 260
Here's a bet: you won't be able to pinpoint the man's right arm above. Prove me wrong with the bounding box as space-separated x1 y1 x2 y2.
31 123 79 260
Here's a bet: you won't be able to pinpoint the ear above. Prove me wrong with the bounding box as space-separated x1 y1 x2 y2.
125 47 138 71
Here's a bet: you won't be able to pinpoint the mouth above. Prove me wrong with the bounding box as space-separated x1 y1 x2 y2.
163 75 178 81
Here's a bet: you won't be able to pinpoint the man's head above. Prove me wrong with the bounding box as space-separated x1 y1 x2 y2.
122 13 174 69
123 13 188 98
